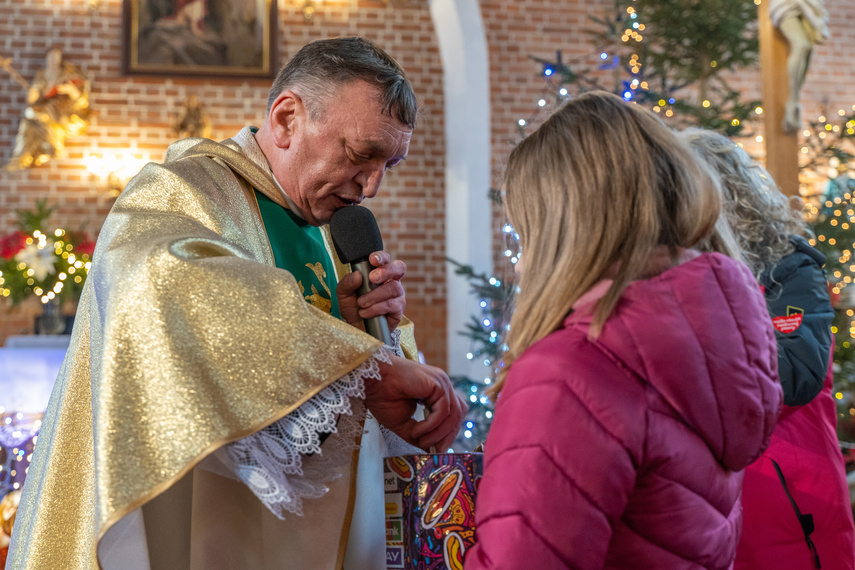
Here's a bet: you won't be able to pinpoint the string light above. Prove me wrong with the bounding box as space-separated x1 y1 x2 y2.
3 222 90 307
0 412 40 497
454 169 522 447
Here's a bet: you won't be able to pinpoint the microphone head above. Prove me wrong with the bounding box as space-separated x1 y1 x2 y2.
329 205 384 264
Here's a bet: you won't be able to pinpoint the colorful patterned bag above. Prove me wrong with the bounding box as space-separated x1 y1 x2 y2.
384 453 483 570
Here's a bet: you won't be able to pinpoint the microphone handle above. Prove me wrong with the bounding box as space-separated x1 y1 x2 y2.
352 259 393 346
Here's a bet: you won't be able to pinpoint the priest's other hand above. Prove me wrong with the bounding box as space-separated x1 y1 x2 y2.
367 355 468 451
337 250 406 332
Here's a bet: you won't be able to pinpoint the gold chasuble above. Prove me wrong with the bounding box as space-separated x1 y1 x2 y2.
7 137 418 569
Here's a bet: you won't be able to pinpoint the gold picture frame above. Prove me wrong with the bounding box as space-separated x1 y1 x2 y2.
123 0 277 79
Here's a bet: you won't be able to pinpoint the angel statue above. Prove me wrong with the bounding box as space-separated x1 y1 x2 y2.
3 47 91 170
768 0 830 133
172 94 212 140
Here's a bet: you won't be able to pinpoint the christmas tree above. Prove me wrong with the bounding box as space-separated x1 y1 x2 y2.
448 229 518 450
800 105 855 451
539 0 761 134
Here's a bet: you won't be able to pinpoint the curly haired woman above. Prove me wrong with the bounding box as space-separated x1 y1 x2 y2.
683 127 855 570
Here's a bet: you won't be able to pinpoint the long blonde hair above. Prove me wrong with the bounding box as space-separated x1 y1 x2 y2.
680 127 807 278
492 92 724 397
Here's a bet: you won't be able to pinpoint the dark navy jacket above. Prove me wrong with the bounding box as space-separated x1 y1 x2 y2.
760 235 834 406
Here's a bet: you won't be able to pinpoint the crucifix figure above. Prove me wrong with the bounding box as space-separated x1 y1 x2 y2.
768 0 830 133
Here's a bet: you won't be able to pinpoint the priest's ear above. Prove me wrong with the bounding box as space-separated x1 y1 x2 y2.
267 90 305 149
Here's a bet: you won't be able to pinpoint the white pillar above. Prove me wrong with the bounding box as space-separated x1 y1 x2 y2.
428 0 492 377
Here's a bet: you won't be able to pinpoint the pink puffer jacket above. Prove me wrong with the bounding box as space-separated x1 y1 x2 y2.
467 252 783 569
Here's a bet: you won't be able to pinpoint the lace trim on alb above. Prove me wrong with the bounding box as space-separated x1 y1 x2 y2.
215 349 391 519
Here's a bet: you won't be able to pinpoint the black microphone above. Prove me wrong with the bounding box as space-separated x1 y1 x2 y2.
329 205 393 345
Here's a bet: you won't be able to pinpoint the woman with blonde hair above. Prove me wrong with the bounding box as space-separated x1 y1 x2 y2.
466 92 782 569
682 127 855 570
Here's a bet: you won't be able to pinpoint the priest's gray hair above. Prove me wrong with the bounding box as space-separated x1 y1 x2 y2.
267 37 418 129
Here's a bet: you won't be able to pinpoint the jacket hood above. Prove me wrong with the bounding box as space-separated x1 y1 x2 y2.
762 234 825 286
568 252 782 471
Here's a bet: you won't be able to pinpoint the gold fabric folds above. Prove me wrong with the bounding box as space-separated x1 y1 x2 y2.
7 138 415 569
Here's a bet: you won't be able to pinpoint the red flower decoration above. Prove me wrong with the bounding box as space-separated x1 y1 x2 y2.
76 240 96 257
0 231 28 260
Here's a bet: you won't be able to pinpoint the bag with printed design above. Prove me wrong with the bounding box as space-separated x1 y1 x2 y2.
384 453 483 570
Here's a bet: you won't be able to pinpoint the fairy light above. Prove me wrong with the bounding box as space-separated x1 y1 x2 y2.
3 218 91 309
0 412 41 497
456 171 522 446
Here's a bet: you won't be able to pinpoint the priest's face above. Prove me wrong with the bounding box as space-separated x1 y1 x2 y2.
270 80 412 226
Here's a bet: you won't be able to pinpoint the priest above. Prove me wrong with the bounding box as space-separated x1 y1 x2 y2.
8 37 466 570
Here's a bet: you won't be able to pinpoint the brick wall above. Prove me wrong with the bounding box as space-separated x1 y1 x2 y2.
0 0 447 366
2 0 855 368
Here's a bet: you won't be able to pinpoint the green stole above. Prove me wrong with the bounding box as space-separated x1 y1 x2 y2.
254 190 341 319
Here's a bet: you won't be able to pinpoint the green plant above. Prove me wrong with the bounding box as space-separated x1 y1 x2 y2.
0 200 94 306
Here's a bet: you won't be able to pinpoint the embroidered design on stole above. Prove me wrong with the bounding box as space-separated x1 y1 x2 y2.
298 262 332 314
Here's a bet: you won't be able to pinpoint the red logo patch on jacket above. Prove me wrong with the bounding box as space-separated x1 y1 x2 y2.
772 306 804 334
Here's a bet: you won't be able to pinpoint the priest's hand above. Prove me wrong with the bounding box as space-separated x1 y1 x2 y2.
337 250 406 332
366 354 468 452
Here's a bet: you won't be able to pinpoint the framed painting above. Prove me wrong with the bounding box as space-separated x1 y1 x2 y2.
122 0 277 79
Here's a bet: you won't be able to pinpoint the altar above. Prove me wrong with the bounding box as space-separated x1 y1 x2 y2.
0 335 67 412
